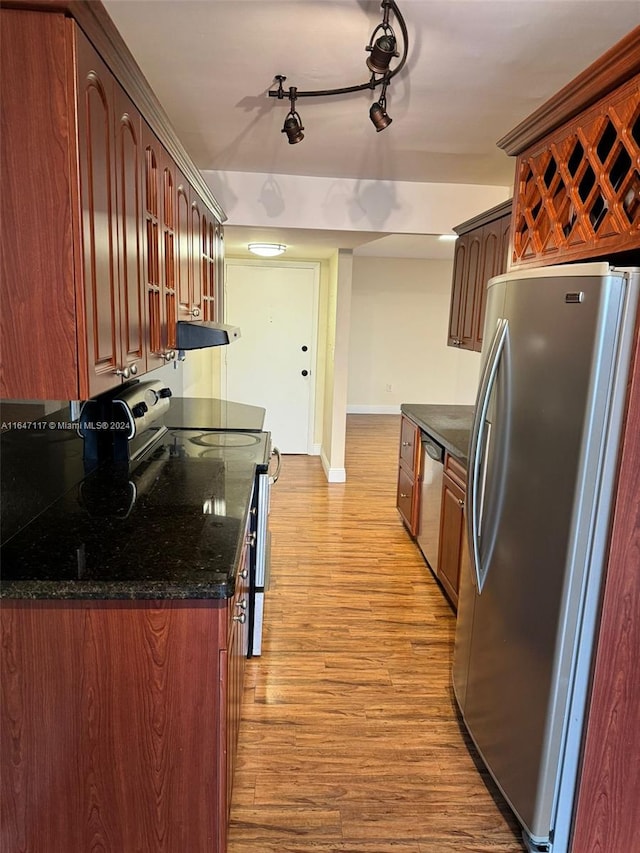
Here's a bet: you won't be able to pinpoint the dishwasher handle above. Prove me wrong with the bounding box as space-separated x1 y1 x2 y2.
422 436 444 464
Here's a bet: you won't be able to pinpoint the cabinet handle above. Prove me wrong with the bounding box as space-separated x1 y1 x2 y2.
235 599 247 610
190 307 201 318
402 441 411 447
246 532 256 546
458 499 465 508
115 366 130 379
400 492 409 498
161 350 176 362
130 363 138 376
233 612 246 624
240 568 248 579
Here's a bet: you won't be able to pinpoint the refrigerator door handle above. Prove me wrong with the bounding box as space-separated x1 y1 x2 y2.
467 317 509 593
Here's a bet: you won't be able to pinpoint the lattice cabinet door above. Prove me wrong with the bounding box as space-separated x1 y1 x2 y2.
512 74 639 267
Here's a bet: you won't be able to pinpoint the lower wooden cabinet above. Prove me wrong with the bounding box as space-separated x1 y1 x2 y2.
396 419 468 610
0 595 245 853
437 454 467 608
396 415 421 535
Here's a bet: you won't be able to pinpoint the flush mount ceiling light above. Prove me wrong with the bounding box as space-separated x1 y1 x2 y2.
248 243 287 257
268 0 408 144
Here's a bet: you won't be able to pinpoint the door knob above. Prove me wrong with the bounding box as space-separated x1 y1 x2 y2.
301 369 309 377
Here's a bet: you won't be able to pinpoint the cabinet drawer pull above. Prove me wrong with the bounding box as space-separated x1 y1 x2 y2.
400 492 409 499
190 307 201 318
233 612 246 624
235 599 247 610
458 499 465 507
115 366 130 379
402 441 411 447
240 568 248 579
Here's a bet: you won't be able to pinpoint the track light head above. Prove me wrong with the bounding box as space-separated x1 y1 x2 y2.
366 32 398 74
282 113 305 144
281 86 305 144
369 100 392 131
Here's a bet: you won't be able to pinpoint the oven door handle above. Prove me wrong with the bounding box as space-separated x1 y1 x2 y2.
268 446 282 485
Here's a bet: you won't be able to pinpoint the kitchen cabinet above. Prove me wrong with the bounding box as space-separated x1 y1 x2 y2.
141 123 178 367
0 593 247 853
498 30 640 269
76 34 147 397
437 453 467 608
396 414 421 535
448 199 512 352
0 4 225 401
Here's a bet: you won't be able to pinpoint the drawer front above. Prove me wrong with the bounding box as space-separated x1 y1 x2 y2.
444 452 467 489
397 466 417 533
399 416 420 473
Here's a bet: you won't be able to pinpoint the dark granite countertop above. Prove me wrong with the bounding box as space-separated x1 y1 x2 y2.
1 429 268 601
165 396 266 431
401 404 474 464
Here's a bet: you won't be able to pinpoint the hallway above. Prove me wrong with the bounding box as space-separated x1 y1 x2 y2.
227 414 524 853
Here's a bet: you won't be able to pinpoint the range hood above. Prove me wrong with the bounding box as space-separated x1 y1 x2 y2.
176 321 241 350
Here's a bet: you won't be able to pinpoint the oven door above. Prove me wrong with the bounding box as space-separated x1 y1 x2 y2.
247 446 280 657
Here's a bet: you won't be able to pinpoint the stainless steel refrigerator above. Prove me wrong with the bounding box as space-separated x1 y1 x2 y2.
452 262 639 853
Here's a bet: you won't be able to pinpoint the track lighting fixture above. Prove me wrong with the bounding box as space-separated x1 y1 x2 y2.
269 0 407 143
281 86 305 144
369 77 392 131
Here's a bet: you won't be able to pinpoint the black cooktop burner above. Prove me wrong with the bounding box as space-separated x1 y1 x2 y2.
186 432 262 448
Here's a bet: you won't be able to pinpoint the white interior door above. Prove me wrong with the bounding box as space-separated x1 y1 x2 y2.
224 261 318 454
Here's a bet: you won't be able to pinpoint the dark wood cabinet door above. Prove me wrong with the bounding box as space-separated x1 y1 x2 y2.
397 415 421 535
397 465 417 534
202 215 217 321
472 220 501 352
161 151 178 351
114 84 145 376
448 237 467 346
76 31 121 396
190 195 204 318
448 230 484 351
176 174 191 319
399 415 420 473
438 472 465 608
448 200 512 353
141 122 166 369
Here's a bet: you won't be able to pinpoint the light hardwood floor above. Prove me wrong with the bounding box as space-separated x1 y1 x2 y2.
227 414 525 853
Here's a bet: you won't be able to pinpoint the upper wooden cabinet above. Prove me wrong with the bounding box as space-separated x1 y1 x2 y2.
498 28 640 269
448 200 511 352
0 3 225 401
76 37 146 395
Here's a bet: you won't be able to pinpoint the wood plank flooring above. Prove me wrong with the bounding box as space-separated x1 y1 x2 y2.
227 414 525 853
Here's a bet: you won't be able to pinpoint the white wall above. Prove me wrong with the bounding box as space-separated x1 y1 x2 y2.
147 347 223 398
205 170 510 236
348 257 481 411
320 250 353 483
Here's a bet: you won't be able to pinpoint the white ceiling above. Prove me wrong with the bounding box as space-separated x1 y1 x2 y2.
103 0 640 259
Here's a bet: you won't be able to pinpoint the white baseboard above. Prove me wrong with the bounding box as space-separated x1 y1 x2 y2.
320 450 346 483
347 404 402 415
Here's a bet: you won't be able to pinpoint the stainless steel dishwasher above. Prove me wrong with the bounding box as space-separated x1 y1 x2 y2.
416 435 445 571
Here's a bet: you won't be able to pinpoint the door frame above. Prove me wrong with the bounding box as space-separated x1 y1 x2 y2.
223 258 321 455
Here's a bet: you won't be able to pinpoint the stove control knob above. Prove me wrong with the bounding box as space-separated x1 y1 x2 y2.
158 387 172 399
131 402 148 419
